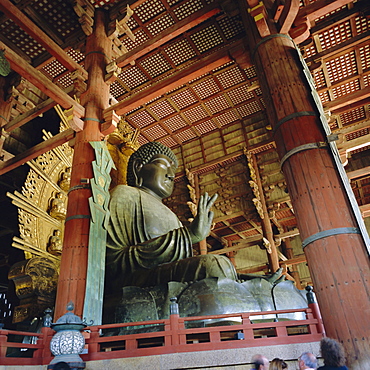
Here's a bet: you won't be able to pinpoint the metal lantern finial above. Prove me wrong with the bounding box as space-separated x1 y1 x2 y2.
0 50 11 77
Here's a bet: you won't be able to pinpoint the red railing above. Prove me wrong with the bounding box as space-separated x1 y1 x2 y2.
0 306 324 365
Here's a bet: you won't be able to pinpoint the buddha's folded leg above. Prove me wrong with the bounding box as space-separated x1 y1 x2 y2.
128 254 237 288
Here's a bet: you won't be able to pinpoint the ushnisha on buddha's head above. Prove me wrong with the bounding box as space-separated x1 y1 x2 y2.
126 142 178 200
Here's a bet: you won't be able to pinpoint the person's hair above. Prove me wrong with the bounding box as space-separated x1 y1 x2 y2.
269 358 288 370
252 354 268 368
299 352 317 369
320 337 346 367
127 141 178 186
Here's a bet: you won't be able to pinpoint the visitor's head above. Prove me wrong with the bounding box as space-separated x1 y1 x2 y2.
320 337 346 367
269 358 288 370
298 352 317 369
251 354 269 370
127 142 178 199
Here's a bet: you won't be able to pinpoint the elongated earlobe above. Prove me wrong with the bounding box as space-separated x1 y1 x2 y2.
132 158 143 188
136 176 143 187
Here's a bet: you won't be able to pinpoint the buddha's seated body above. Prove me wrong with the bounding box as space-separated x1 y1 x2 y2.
105 142 236 295
106 185 237 291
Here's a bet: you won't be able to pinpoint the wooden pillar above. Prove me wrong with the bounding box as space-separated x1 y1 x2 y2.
55 9 111 319
251 34 370 368
0 77 11 155
250 152 280 273
282 238 302 289
227 248 236 268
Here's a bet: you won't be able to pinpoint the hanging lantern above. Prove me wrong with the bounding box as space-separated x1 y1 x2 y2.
0 50 11 77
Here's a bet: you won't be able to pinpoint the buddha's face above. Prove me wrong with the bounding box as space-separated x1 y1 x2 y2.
138 154 177 199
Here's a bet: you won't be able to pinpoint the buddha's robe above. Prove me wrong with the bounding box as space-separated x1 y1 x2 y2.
106 185 236 292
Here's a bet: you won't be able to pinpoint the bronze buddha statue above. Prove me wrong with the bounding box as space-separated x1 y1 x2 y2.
104 142 306 323
105 141 237 294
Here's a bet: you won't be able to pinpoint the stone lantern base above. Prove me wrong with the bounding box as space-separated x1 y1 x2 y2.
48 358 86 370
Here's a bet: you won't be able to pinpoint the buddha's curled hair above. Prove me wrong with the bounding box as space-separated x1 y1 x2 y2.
127 141 178 186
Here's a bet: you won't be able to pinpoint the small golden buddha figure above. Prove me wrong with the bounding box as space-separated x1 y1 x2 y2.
49 192 67 220
47 229 63 256
58 167 71 191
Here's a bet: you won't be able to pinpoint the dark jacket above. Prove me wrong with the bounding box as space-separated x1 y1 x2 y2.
317 366 348 370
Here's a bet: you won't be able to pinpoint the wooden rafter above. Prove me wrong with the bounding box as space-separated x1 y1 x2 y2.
323 86 370 112
296 0 355 23
0 40 84 115
209 234 264 255
347 167 370 180
305 31 370 65
0 0 87 79
4 86 75 132
0 128 75 176
115 5 222 68
105 40 243 116
237 254 307 274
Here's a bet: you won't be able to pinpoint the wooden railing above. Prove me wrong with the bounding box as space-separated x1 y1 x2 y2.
0 306 324 365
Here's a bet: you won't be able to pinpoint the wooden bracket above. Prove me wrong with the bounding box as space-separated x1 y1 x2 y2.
108 5 135 40
290 16 311 44
111 37 131 61
247 1 271 38
273 4 284 22
108 5 135 60
10 86 35 115
73 0 95 36
0 128 9 148
105 61 122 84
277 0 300 35
64 106 84 132
101 109 120 136
229 42 252 69
70 70 88 95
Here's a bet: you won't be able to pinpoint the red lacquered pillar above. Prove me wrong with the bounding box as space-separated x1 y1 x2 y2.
55 9 111 319
252 34 370 369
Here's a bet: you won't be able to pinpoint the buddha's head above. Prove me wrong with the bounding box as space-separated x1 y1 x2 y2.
127 142 178 199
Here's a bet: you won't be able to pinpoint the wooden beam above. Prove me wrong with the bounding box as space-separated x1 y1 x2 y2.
360 204 370 218
0 0 87 79
237 254 307 274
332 118 370 135
323 86 370 112
213 211 246 224
337 133 370 154
237 264 269 274
278 0 300 34
105 41 240 116
330 97 370 116
297 0 354 23
115 5 222 68
191 152 244 174
309 1 369 35
0 33 31 63
7 99 55 133
4 86 74 132
305 30 370 65
0 41 84 116
347 166 370 180
4 98 55 132
209 234 264 254
275 228 300 240
0 128 75 176
279 254 307 266
23 6 63 46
